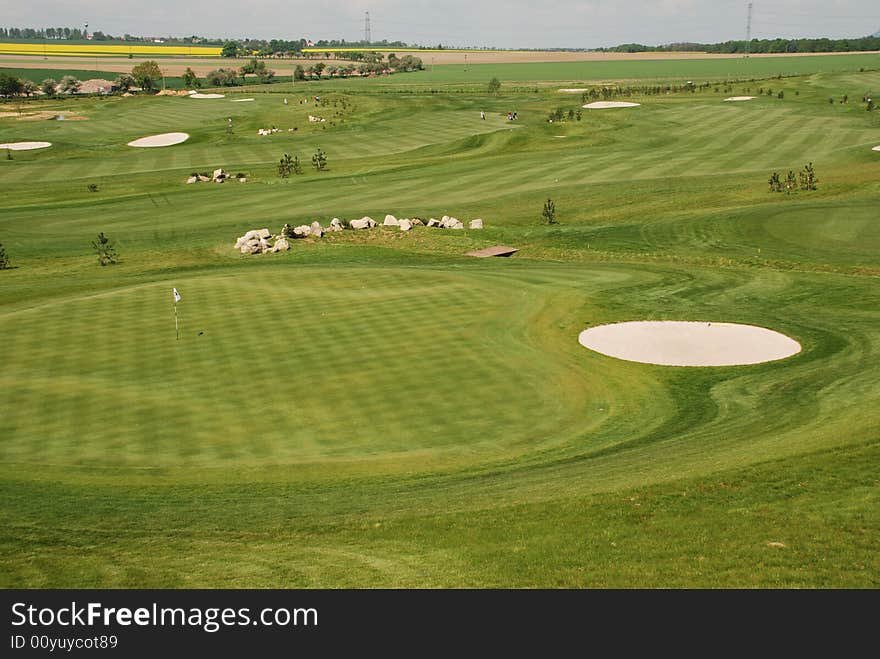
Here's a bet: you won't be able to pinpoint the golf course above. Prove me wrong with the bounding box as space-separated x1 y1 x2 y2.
1 54 878 587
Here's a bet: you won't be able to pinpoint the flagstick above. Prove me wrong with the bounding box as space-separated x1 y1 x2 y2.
174 300 179 340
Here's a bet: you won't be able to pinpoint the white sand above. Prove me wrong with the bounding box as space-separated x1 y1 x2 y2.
231 98 255 102
582 101 641 109
127 132 190 148
724 96 756 102
559 88 588 93
0 141 52 151
189 93 225 99
578 321 801 367
873 145 880 152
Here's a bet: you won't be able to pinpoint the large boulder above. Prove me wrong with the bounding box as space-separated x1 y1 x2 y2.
441 216 460 229
450 220 464 229
398 219 413 231
426 218 441 228
383 214 399 227
349 216 375 230
328 218 344 231
293 225 311 238
186 175 198 184
240 243 259 255
255 228 271 239
212 168 227 181
469 218 484 229
273 237 290 252
412 218 424 226
310 221 324 237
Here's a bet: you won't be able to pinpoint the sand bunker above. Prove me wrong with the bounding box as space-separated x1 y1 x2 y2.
189 93 225 99
0 141 52 150
724 96 756 102
578 321 801 367
873 145 880 152
582 101 641 109
127 132 189 148
231 98 255 102
559 88 588 93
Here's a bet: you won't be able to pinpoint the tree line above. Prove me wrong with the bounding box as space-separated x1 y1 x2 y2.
597 35 880 54
0 26 222 44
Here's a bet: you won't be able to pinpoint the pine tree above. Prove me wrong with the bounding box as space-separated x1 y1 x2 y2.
91 232 118 266
312 148 327 171
542 198 557 224
278 153 292 178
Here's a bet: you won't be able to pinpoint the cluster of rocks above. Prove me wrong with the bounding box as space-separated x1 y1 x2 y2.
234 214 484 255
362 214 483 231
234 228 290 255
308 115 326 123
257 127 280 136
187 168 246 184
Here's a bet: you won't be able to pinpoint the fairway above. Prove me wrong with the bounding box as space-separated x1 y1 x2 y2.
1 61 878 588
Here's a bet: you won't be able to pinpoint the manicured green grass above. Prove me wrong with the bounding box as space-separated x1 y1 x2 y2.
0 66 878 588
271 53 880 90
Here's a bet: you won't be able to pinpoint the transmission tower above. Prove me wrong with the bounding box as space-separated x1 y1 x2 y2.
745 3 753 58
364 11 371 45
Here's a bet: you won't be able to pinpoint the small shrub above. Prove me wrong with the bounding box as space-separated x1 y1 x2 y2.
87 183 99 192
0 242 10 269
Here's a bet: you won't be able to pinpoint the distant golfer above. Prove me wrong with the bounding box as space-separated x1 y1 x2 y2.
480 110 485 120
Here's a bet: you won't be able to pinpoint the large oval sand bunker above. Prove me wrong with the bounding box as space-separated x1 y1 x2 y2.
578 321 801 366
127 132 189 148
0 141 52 150
582 101 640 109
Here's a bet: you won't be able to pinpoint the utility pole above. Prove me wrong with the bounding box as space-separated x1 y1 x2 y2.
745 3 753 58
364 11 371 45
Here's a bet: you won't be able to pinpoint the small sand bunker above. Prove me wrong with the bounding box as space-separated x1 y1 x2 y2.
578 321 801 367
190 93 225 99
559 88 588 93
582 101 641 109
724 96 756 102
231 98 255 102
872 145 880 152
127 132 189 148
0 141 52 151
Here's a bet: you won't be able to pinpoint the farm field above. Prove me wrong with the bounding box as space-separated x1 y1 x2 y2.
0 41 220 57
2 50 879 84
0 64 878 587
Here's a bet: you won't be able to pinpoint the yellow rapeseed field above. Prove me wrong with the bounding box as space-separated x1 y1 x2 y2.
0 42 220 57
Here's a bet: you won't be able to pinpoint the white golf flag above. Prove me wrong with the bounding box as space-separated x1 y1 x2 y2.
173 287 181 303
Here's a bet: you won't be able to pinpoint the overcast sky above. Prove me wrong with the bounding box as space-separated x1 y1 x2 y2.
7 1 880 48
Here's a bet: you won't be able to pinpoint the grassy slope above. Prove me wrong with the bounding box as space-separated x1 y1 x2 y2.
0 66 878 587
